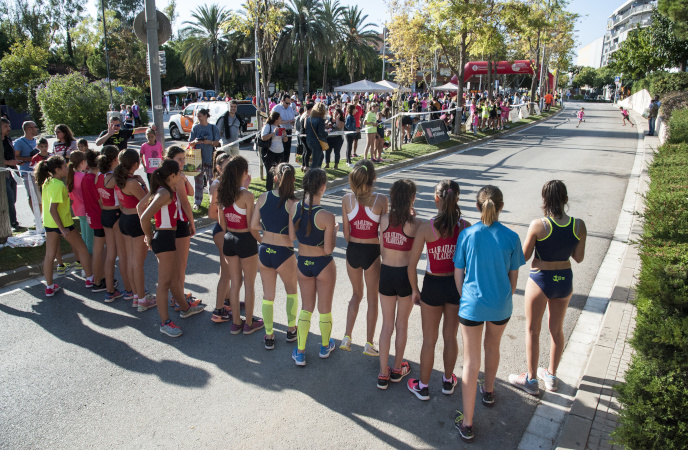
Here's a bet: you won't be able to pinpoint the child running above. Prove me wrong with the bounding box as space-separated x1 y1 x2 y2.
35 156 94 296
509 180 587 395
576 107 585 128
452 185 525 443
341 160 389 356
250 163 299 349
81 150 106 292
407 180 469 401
290 168 338 366
377 179 422 390
138 159 205 337
620 107 634 127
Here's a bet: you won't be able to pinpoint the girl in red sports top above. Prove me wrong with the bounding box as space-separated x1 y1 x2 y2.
81 150 106 291
217 155 264 335
165 146 199 312
376 179 422 390
138 160 204 338
113 149 153 312
96 145 131 302
340 159 388 356
406 179 470 401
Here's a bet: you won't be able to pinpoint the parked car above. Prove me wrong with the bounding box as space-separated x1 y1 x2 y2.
168 100 258 140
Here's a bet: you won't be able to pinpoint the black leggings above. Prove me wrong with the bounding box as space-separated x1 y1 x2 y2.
262 149 283 191
302 142 312 168
345 135 355 164
325 136 343 166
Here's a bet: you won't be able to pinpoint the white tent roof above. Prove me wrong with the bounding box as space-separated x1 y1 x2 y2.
334 80 393 93
164 86 206 95
376 80 411 92
431 82 459 91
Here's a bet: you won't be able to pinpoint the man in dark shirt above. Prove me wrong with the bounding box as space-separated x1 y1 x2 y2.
2 117 21 230
95 116 150 150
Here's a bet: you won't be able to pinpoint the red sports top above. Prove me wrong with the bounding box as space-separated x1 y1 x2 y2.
96 172 118 207
347 194 381 240
176 178 192 222
223 203 248 229
425 219 465 274
382 223 414 252
154 189 178 229
114 184 140 209
81 173 102 229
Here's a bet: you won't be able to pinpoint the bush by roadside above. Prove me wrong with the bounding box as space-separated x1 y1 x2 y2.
613 142 688 449
658 91 688 121
632 71 688 96
668 109 688 144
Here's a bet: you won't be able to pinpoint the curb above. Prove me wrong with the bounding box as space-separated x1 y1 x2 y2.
0 108 563 289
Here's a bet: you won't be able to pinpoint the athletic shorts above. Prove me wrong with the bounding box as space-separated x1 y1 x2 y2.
259 243 294 269
101 209 121 229
45 225 75 235
223 230 258 258
151 229 176 254
94 228 105 238
401 115 413 126
379 264 412 298
213 222 223 236
119 212 144 238
176 220 190 239
421 273 460 307
459 316 511 327
355 129 361 140
529 268 573 299
297 254 333 278
346 242 380 270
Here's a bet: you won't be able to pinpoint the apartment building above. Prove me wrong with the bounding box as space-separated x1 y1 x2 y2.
601 0 656 66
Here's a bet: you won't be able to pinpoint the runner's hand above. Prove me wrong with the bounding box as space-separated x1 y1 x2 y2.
411 290 421 306
61 228 70 237
144 234 153 251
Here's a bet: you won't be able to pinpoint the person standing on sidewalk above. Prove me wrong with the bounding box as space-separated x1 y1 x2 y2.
131 100 141 127
271 94 296 163
189 108 220 210
95 116 150 151
508 180 587 395
2 117 22 230
13 121 38 210
647 96 659 136
221 100 245 156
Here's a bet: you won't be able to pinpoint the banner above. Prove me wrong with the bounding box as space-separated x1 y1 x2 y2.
418 120 450 146
509 108 520 124
519 106 530 120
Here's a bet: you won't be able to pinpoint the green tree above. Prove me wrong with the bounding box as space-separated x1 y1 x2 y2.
284 0 327 99
340 5 381 83
571 66 596 88
0 39 49 116
649 10 688 71
658 0 688 38
319 0 344 92
609 26 665 79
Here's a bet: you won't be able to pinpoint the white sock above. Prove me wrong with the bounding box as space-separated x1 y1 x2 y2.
87 275 94 282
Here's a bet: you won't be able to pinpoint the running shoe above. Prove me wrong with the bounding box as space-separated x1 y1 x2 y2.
264 335 275 350
104 289 123 303
73 261 83 270
123 290 134 300
230 320 245 335
319 338 336 359
171 297 202 312
131 296 138 308
454 411 474 443
537 367 558 392
508 372 539 395
84 278 94 289
479 380 495 407
91 280 107 293
180 304 205 319
442 374 458 395
407 378 430 401
363 341 379 357
45 284 61 297
137 294 157 312
160 319 182 337
243 317 265 335
211 308 232 323
286 327 298 343
390 361 411 383
222 299 232 312
378 368 391 390
55 263 69 275
339 335 352 351
292 348 306 366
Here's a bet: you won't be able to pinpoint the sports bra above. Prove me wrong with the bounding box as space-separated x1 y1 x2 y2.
382 222 414 252
425 218 464 274
534 217 580 262
260 191 290 235
96 172 119 207
347 194 381 240
154 188 178 229
114 177 141 209
293 202 325 247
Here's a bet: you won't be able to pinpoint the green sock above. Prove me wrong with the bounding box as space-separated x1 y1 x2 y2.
262 299 274 335
286 294 298 328
319 312 332 347
297 310 312 351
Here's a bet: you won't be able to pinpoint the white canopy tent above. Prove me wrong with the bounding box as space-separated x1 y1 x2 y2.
431 82 459 91
376 80 412 92
164 86 206 95
334 79 393 93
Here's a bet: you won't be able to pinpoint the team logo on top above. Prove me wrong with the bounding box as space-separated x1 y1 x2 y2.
553 275 566 282
226 213 242 223
384 232 407 246
428 244 455 261
353 220 372 231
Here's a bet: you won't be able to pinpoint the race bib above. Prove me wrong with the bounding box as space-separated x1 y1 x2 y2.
148 157 162 169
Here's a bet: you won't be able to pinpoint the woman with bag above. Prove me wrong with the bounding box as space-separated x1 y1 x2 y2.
305 102 329 169
260 111 288 191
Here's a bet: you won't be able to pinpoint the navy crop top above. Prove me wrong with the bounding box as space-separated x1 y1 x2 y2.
260 191 290 235
534 217 580 262
293 202 325 247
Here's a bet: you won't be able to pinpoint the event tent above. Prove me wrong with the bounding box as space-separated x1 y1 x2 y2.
334 80 393 93
431 82 459 91
376 80 412 92
164 86 205 95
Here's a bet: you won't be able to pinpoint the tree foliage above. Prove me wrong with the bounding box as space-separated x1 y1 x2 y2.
0 39 49 114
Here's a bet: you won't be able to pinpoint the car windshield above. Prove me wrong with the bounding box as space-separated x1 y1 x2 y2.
183 106 194 116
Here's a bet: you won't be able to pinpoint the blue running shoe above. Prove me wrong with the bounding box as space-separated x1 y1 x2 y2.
319 338 335 359
105 289 123 303
292 348 306 366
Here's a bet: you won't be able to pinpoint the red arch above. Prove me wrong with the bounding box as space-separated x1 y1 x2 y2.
450 60 553 91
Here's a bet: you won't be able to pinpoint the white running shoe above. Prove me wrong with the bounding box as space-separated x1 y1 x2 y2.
537 367 558 392
339 335 352 351
363 341 379 357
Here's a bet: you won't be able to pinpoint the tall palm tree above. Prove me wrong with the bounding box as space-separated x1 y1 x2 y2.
319 0 344 92
180 5 231 93
284 0 327 99
341 6 381 83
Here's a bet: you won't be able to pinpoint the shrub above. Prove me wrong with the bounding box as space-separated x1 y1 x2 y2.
108 84 150 125
659 91 688 121
668 109 688 144
613 142 688 449
651 72 688 95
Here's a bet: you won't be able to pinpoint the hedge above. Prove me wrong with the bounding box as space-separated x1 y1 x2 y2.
613 141 688 449
668 109 688 144
632 72 688 96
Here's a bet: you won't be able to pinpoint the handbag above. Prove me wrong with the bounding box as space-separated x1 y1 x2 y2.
256 125 272 149
309 118 329 151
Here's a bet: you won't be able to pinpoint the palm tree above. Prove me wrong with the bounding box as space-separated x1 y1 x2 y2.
340 6 381 83
180 5 231 93
319 0 344 92
284 0 327 99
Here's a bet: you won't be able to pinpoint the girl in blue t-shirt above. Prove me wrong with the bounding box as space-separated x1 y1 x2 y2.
452 185 525 443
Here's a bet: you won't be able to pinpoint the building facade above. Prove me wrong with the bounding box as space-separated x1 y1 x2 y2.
601 0 656 67
577 37 604 69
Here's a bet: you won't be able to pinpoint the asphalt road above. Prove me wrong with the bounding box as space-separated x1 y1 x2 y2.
0 102 639 449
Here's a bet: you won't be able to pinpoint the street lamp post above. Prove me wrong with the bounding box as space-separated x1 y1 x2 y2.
100 0 114 109
382 24 387 81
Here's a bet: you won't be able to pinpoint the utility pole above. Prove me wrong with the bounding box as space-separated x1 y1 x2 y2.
382 24 387 81
100 0 114 109
307 53 310 95
144 0 164 146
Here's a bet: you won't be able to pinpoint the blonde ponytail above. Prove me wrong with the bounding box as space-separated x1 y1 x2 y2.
477 185 504 227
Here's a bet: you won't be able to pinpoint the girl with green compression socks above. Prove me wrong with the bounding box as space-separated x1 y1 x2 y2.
251 163 300 350
289 169 339 366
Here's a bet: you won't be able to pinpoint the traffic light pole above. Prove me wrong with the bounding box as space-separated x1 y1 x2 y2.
145 0 164 147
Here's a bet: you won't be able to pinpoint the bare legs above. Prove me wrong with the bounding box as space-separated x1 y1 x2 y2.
344 259 380 344
378 294 414 375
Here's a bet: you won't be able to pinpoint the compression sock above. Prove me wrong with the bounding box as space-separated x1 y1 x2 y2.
286 294 298 328
319 313 333 347
297 310 312 351
262 300 274 336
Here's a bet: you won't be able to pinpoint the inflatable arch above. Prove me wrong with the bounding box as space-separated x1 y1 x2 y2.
450 60 554 91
